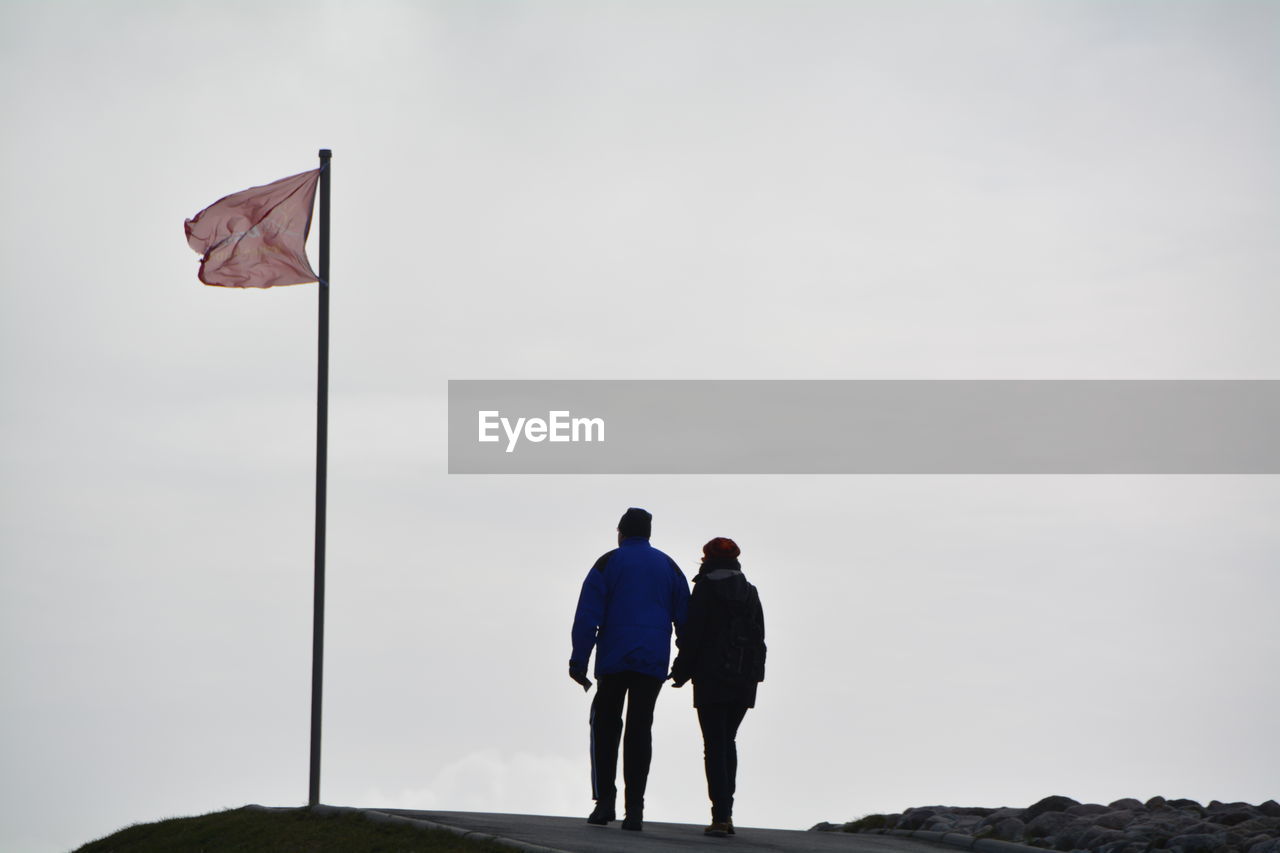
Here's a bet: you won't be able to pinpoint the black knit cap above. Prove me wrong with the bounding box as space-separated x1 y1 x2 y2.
617 507 652 538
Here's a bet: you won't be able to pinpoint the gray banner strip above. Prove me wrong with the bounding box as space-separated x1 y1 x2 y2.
447 380 1280 474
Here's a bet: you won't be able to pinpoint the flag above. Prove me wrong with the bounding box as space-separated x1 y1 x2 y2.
185 169 321 287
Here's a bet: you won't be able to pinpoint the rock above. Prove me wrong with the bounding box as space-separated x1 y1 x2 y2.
810 822 840 831
1071 805 1116 817
1051 833 1078 850
899 809 939 831
1053 818 1098 850
1152 814 1205 832
979 808 1029 829
1029 797 1085 821
1111 800 1147 811
1210 812 1258 828
926 815 958 831
1098 811 1138 830
1206 801 1255 824
1234 819 1280 837
1027 812 1077 840
1167 832 1228 853
1100 840 1148 853
993 818 1027 841
826 799 1280 853
1128 821 1176 843
1078 827 1128 849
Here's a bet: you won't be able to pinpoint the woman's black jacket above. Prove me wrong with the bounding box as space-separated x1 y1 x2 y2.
670 558 766 708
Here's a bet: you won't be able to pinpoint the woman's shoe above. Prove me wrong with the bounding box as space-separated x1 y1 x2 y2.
586 803 615 825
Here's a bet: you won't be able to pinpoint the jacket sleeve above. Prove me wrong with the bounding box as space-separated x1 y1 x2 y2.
671 560 691 634
755 589 767 682
670 580 706 682
570 560 609 668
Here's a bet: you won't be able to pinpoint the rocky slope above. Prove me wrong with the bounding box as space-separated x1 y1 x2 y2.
817 796 1280 853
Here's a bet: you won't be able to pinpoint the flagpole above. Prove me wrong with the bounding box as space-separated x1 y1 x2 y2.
309 148 331 808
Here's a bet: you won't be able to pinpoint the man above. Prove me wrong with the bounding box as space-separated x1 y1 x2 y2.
569 507 690 831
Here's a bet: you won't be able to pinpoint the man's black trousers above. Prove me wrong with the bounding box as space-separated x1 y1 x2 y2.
590 671 664 811
697 702 749 822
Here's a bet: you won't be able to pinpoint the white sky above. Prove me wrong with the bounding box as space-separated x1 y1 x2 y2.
1 2 1278 852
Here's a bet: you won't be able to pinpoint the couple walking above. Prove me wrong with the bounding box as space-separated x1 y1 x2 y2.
568 507 767 837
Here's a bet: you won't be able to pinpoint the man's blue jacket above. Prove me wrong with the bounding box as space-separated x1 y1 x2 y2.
571 537 691 679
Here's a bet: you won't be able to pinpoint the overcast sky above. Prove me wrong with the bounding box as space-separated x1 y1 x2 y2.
2 2 1278 852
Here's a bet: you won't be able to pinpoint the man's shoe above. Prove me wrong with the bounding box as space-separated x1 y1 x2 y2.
727 819 735 835
621 814 643 831
704 821 732 837
586 803 615 825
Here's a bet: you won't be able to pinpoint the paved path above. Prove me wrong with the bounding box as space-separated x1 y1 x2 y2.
383 810 963 853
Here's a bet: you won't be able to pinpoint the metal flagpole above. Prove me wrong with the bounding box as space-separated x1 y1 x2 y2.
309 148 331 808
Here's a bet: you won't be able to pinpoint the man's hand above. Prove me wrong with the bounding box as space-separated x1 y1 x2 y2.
569 662 592 692
669 672 688 688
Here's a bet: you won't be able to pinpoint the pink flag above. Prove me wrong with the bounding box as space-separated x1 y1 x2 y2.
185 169 321 287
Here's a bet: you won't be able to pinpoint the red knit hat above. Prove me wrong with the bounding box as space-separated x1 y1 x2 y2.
702 537 741 560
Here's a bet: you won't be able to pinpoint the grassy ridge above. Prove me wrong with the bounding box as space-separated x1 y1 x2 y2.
72 806 516 853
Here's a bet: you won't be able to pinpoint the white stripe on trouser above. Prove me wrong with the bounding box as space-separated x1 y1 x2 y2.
589 702 599 800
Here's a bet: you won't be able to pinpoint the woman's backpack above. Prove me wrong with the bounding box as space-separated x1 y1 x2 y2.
716 583 766 682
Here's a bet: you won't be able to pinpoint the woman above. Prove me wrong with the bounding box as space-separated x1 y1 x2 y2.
670 537 767 838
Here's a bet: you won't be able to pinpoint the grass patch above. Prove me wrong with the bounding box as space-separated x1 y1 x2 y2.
72 806 516 853
843 814 891 832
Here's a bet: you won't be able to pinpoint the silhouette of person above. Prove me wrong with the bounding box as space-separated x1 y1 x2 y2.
569 507 690 831
670 537 766 837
